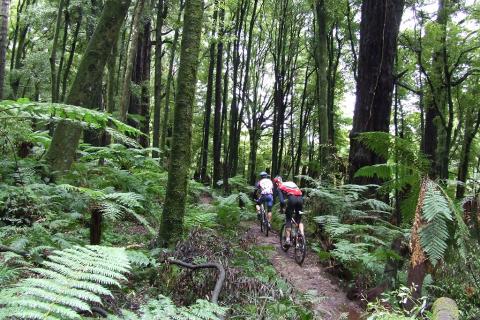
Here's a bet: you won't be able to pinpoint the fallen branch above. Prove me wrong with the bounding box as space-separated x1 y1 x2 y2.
167 258 226 304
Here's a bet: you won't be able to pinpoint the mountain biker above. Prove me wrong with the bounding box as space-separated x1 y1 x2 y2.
273 176 304 247
254 171 274 229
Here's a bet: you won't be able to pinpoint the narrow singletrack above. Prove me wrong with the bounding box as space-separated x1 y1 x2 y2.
246 223 363 320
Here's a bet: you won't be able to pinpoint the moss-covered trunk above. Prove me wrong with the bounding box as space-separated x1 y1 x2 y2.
45 0 132 172
314 0 329 173
158 0 204 247
0 0 10 100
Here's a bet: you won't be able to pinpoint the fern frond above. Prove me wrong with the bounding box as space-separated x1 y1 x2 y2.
0 245 130 319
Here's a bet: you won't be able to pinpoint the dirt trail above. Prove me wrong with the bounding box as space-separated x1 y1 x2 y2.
246 223 363 320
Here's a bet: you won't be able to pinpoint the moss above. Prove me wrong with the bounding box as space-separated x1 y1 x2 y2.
432 297 459 320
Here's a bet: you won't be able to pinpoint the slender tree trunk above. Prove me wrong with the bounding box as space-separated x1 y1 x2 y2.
456 110 480 199
11 0 34 98
212 1 224 187
314 0 329 173
221 42 231 191
50 0 66 102
106 36 119 113
348 0 405 182
56 0 70 102
128 17 151 148
61 8 82 102
225 0 247 182
199 2 218 182
153 0 166 158
0 0 10 99
46 0 132 172
160 3 183 164
119 0 146 122
158 0 204 247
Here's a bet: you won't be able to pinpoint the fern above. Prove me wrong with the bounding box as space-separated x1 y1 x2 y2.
0 100 142 147
0 246 130 319
108 295 227 320
419 181 454 266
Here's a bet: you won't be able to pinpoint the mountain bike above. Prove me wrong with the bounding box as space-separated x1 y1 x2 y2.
259 203 269 237
279 211 306 265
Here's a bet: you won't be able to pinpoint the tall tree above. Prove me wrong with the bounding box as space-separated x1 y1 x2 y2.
212 0 225 187
160 1 184 164
128 14 152 148
50 0 66 102
313 0 329 173
0 0 10 99
119 0 146 123
198 1 218 183
152 0 167 158
348 0 405 182
45 0 132 171
158 0 204 246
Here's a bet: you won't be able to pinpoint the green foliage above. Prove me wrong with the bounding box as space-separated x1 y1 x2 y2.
0 245 131 319
109 296 227 320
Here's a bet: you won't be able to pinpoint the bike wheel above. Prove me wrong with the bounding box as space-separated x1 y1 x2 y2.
294 233 306 265
263 213 269 237
260 210 264 233
279 224 289 252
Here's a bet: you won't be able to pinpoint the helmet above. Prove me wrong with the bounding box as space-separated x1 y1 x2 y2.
259 171 268 178
273 175 283 185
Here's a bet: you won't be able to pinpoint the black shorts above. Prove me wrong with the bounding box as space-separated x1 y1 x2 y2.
285 195 303 228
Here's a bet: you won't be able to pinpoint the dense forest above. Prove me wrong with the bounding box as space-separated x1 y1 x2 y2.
1 0 480 318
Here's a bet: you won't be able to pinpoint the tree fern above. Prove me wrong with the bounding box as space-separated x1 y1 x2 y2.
0 245 130 320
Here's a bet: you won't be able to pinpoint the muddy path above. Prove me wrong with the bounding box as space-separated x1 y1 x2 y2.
245 223 363 320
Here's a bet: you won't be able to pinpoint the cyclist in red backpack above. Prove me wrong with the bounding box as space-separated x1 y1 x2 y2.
273 175 304 247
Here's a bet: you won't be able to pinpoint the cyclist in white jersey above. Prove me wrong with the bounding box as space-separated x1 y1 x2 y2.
254 171 274 229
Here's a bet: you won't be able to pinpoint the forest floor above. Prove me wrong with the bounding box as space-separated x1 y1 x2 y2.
245 223 363 320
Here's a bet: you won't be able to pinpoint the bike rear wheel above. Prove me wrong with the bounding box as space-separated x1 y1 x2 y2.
294 233 306 265
279 224 289 252
263 212 269 237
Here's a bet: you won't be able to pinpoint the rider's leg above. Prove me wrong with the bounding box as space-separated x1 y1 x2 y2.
266 195 273 223
285 206 293 245
296 196 304 235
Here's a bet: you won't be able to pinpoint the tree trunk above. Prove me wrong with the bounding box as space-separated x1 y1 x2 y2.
152 0 166 158
127 18 151 148
348 0 405 182
0 0 10 100
456 110 480 199
106 36 119 113
314 0 329 173
225 0 247 182
160 2 183 165
119 0 146 123
199 2 218 183
50 0 66 103
212 1 225 187
158 0 204 247
46 0 132 172
55 0 70 102
61 7 82 102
